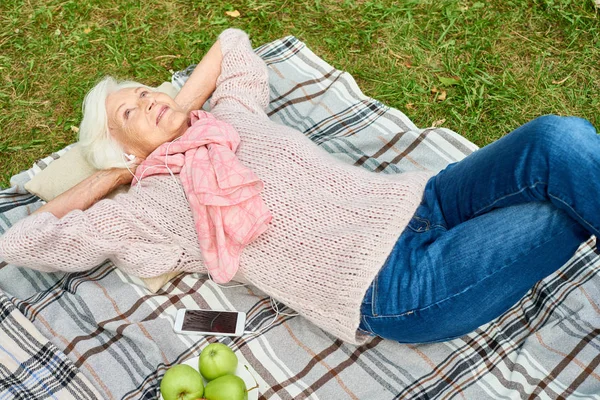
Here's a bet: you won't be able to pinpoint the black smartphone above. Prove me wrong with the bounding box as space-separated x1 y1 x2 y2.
173 309 246 336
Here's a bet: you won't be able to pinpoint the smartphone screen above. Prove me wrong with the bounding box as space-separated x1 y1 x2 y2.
182 310 240 334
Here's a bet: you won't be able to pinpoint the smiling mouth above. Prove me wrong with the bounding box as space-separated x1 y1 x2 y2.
156 106 168 125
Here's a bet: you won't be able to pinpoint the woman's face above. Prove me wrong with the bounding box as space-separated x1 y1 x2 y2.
106 86 189 160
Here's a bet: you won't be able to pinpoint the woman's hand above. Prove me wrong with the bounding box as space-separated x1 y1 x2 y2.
34 168 134 219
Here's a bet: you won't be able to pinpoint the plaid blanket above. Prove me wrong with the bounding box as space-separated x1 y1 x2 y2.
1 36 599 400
0 288 101 399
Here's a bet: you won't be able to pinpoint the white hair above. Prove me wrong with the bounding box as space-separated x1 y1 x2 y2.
78 76 149 170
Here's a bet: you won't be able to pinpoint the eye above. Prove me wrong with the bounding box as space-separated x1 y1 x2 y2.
124 109 131 120
140 90 149 98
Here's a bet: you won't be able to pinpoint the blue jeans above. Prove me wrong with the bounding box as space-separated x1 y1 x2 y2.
359 115 598 343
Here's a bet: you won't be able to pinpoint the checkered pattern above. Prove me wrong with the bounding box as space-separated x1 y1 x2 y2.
0 290 100 399
1 35 599 399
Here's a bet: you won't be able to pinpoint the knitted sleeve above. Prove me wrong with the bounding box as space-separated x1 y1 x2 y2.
0 199 183 277
210 28 270 115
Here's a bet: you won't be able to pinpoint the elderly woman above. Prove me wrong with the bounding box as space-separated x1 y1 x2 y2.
1 28 598 345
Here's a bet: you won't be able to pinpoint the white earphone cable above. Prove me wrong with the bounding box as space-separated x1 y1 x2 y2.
243 297 298 337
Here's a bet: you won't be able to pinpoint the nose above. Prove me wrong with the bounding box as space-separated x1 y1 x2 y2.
140 93 155 113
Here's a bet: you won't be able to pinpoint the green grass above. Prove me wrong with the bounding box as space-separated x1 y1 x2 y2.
1 0 599 187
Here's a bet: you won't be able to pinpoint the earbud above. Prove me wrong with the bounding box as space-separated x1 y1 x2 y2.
124 153 136 161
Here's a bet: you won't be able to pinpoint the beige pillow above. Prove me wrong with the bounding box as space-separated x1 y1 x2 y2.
24 82 182 293
25 144 99 202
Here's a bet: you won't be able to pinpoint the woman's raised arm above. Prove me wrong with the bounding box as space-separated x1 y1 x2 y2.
1 191 185 276
174 39 223 113
210 29 270 115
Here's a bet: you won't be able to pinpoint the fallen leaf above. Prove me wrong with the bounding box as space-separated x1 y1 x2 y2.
438 76 461 86
551 76 569 85
225 10 241 17
83 27 92 34
405 103 415 110
437 90 447 101
431 87 439 94
70 125 79 133
431 119 446 128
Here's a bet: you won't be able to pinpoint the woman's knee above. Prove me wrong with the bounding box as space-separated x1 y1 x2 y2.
528 114 596 143
520 115 597 156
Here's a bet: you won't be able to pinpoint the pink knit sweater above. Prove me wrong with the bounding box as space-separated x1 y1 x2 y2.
0 29 433 345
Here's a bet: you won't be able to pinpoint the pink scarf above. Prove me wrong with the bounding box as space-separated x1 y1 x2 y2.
133 111 272 283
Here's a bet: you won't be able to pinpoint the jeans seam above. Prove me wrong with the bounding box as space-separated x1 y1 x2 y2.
548 192 598 237
367 218 579 319
371 273 379 316
472 181 548 218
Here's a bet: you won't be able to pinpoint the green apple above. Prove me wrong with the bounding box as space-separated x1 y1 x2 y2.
199 343 238 381
160 364 204 400
204 374 248 400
